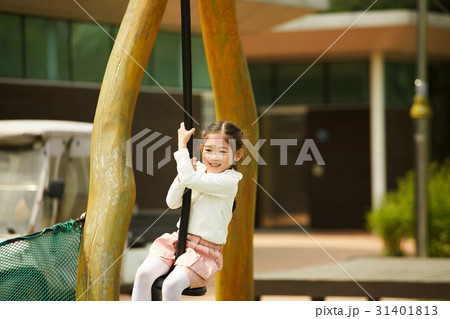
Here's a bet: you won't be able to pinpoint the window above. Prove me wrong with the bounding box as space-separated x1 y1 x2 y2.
72 22 114 82
0 147 45 234
25 17 70 80
0 13 211 89
249 61 372 107
191 35 211 89
385 62 415 107
275 63 325 105
0 13 23 78
249 64 273 106
329 61 369 104
147 32 181 88
142 32 211 89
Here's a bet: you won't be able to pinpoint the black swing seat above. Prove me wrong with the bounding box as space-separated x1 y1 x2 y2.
151 274 207 300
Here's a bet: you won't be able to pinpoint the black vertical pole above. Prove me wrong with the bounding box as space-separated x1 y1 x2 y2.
175 0 193 260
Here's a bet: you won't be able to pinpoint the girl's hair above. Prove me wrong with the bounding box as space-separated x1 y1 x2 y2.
202 121 244 212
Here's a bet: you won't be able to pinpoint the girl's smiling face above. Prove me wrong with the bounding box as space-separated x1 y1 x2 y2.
201 133 236 174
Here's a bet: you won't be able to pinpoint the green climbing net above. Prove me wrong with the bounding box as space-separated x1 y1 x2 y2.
0 219 84 301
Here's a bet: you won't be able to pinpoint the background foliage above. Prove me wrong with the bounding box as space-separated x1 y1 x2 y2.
367 159 450 257
329 0 450 13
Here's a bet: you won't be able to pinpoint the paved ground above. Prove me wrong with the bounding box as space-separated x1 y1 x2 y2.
121 229 415 301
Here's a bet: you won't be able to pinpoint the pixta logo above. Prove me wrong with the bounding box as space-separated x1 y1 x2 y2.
241 138 325 166
127 128 326 176
126 128 172 176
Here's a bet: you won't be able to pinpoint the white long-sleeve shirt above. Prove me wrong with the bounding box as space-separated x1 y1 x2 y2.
165 148 243 244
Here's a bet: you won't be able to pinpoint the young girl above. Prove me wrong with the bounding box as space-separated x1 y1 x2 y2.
132 120 244 301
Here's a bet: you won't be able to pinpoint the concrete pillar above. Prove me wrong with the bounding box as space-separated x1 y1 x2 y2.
370 52 387 209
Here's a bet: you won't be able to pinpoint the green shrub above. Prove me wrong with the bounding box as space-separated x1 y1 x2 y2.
367 159 450 256
428 160 450 256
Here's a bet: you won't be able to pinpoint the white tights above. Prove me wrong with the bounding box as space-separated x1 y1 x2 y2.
131 257 190 301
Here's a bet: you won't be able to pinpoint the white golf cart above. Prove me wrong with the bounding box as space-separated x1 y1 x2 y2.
0 120 92 242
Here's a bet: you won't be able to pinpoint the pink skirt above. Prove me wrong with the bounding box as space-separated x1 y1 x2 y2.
148 232 223 288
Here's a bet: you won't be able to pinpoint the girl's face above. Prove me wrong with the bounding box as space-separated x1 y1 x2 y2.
201 133 239 174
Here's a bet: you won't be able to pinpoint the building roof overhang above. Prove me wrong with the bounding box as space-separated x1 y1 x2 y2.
242 10 450 62
0 0 328 33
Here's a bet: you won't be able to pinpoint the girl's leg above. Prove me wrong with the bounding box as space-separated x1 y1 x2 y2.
161 267 190 301
131 256 171 301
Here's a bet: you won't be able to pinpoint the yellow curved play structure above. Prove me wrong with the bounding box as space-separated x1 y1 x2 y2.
76 0 258 301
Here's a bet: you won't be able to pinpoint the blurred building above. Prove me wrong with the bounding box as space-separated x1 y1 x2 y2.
244 9 450 228
1 1 449 230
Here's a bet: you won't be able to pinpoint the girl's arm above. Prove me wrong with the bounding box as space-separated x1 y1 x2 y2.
165 176 185 209
166 156 198 209
165 122 195 209
174 148 239 198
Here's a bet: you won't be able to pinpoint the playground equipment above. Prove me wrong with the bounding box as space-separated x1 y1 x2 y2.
0 218 84 301
0 0 258 301
77 0 258 301
198 0 259 300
